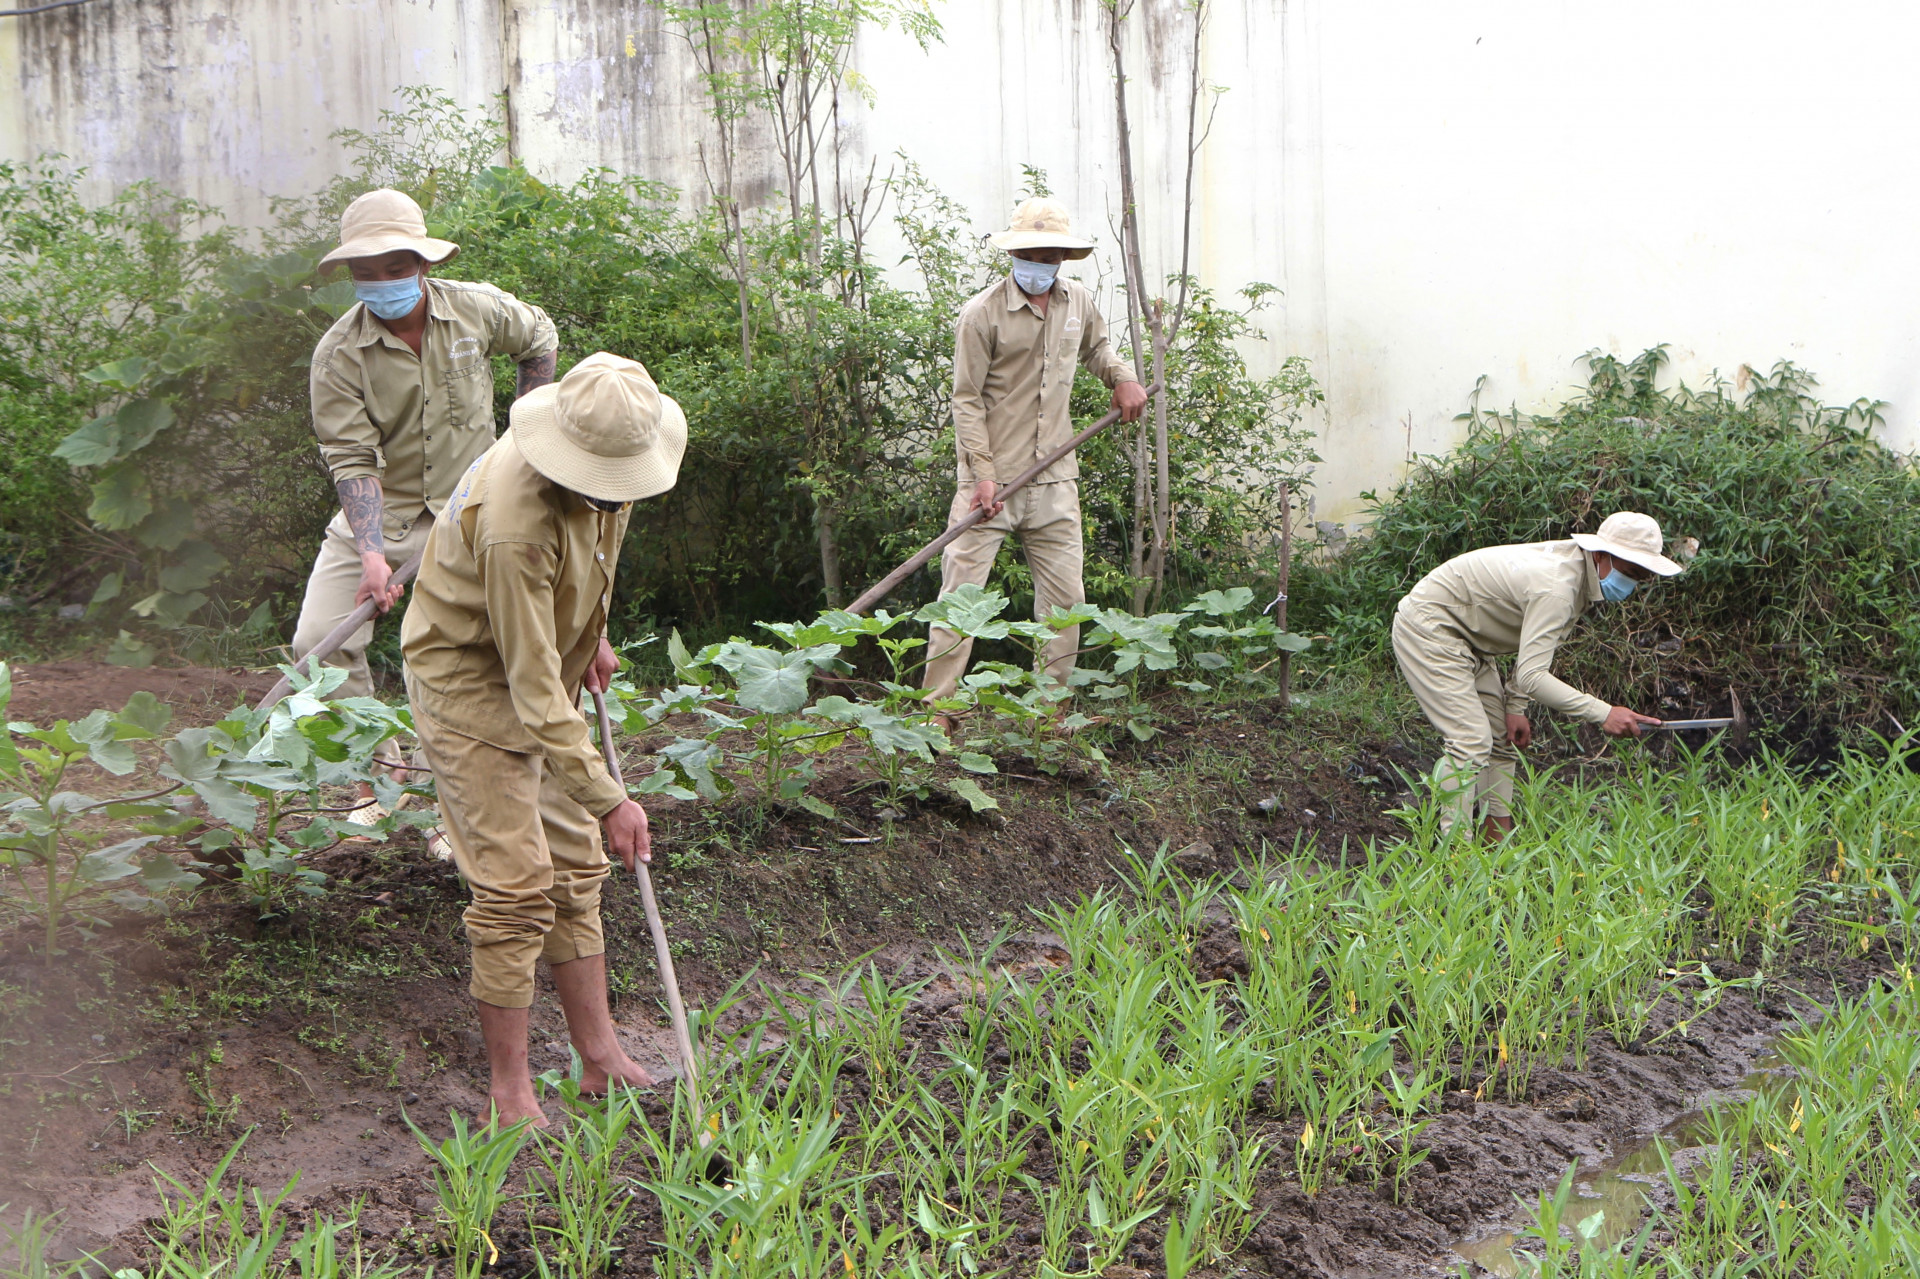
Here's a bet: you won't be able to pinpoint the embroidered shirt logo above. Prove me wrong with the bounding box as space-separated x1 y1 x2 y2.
449 335 482 366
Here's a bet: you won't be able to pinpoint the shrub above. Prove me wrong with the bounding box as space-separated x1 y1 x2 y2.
1294 346 1920 733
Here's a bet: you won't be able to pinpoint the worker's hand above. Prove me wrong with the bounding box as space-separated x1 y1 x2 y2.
968 478 1004 519
1505 714 1532 749
584 636 619 694
354 552 405 613
1602 706 1663 738
1113 380 1148 423
602 799 651 870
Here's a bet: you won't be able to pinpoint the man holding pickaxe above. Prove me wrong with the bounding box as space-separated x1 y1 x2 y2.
1392 511 1683 841
402 352 685 1125
294 189 559 833
923 197 1147 712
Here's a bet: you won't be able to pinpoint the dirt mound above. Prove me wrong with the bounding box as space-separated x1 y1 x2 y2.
4 661 276 726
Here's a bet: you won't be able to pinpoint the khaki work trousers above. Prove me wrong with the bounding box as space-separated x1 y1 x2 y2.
1391 604 1520 834
410 702 610 1009
924 481 1085 700
290 510 434 700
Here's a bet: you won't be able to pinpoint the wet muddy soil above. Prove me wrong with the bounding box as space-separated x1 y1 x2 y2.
0 661 1894 1276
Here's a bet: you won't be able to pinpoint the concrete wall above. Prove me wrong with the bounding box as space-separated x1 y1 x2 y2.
6 1 1918 524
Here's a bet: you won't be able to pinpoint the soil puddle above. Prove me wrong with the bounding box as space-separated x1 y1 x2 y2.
1451 1050 1793 1274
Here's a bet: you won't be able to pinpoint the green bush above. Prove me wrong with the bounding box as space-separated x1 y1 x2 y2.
15 89 1317 667
1294 345 1920 731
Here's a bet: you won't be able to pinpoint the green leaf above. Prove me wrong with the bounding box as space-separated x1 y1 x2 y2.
1126 718 1157 742
794 793 837 820
90 571 124 606
711 643 828 715
81 356 151 390
114 398 176 454
1193 651 1232 671
0 661 11 717
915 583 1014 640
631 769 697 802
948 777 999 813
138 854 204 894
957 752 997 774
52 415 121 467
87 465 154 530
117 690 172 736
79 835 163 883
309 279 361 319
1274 632 1313 653
1191 587 1256 616
157 540 229 593
191 779 259 829
148 591 210 628
133 497 197 551
667 628 701 683
106 630 158 668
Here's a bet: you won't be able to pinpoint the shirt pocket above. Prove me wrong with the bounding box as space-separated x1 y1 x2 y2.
445 360 496 433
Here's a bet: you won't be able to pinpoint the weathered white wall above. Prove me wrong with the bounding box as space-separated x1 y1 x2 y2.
7 1 1919 524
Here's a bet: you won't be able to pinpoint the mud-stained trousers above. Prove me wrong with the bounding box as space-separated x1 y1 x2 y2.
290 510 435 700
1391 602 1521 834
410 702 609 1008
924 480 1085 700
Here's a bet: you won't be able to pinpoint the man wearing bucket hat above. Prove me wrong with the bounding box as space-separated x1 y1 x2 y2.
1392 511 1683 841
401 352 686 1125
294 188 559 826
924 197 1147 707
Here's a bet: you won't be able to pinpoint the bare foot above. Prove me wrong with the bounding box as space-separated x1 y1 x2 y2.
578 1047 655 1097
487 1091 550 1129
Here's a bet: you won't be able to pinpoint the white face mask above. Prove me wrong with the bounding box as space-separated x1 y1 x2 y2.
1010 257 1060 295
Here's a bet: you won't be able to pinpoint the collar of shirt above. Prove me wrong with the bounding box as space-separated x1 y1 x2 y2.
1001 272 1065 317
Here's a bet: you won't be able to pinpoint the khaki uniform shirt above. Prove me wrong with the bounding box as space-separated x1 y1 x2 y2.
952 274 1139 486
1397 541 1611 722
401 434 628 817
310 278 558 538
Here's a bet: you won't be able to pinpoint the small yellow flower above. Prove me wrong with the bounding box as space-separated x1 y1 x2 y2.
1300 1121 1315 1151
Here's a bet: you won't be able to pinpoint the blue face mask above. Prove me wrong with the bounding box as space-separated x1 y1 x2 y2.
354 274 423 321
1600 567 1638 603
1010 257 1060 295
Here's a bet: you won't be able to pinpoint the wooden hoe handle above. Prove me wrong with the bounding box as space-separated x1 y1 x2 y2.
254 550 427 711
845 383 1163 616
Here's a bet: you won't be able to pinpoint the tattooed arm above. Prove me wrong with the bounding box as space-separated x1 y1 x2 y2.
515 350 557 400
337 475 403 613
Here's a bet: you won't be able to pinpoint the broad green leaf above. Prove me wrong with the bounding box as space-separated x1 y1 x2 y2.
52 415 121 467
948 777 999 813
86 738 140 776
139 854 204 894
0 662 10 716
1190 587 1255 616
114 398 176 454
79 835 163 883
1126 717 1157 742
87 465 154 530
308 279 361 319
916 583 1013 640
106 630 158 668
667 628 699 682
157 540 229 593
631 769 697 802
1193 651 1232 670
957 752 997 774
661 737 726 801
711 643 823 715
90 571 124 606
117 691 172 737
81 356 151 390
133 497 197 551
192 779 259 829
148 590 210 628
1274 632 1313 653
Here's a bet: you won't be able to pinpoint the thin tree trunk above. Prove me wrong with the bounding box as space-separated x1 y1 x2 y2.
1146 299 1171 604
1108 2 1154 614
1276 481 1293 709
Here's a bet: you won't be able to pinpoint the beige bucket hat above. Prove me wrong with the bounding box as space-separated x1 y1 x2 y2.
318 189 460 271
987 197 1096 260
1571 511 1685 576
511 352 687 503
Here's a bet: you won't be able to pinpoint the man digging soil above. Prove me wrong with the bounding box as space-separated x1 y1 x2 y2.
1392 511 1683 841
294 189 561 843
401 352 686 1125
924 196 1147 722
